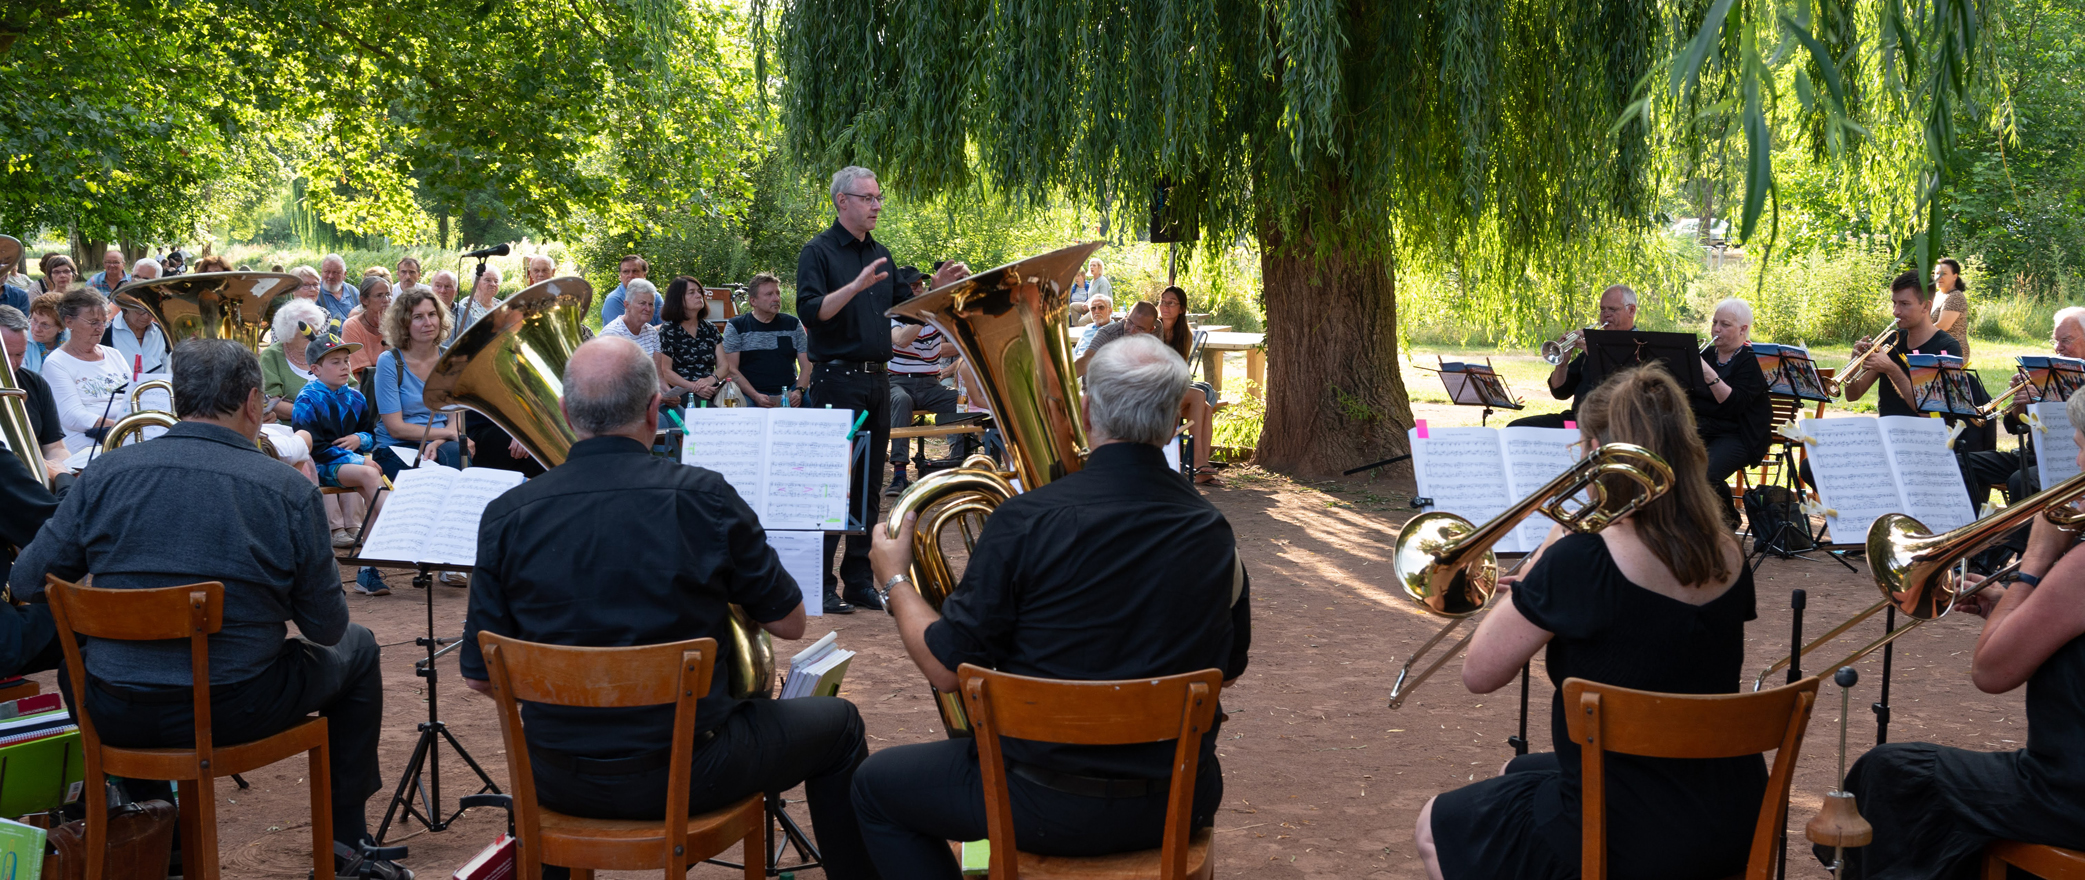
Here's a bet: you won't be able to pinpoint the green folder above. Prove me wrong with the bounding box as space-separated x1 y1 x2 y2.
0 729 84 817
0 816 47 880
960 838 990 875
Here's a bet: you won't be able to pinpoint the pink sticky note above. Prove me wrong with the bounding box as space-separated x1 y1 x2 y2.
1415 419 1429 439
1564 420 1577 430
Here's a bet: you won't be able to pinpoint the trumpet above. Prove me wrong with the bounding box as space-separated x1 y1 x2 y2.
1754 469 2085 690
1387 443 1675 708
1541 322 1608 365
1828 326 1899 397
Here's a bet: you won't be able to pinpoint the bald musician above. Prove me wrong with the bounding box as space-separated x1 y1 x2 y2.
1509 285 1638 429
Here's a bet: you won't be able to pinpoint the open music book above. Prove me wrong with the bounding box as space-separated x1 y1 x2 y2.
2031 401 2081 489
779 631 854 699
681 407 853 531
1795 416 1974 541
357 466 526 568
1408 424 1579 553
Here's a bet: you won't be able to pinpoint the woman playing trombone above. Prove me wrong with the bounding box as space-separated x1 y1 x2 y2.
1817 390 2085 879
1416 364 1758 880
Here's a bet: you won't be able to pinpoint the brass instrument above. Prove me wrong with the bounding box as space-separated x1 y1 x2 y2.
112 271 298 355
885 242 1103 737
128 379 173 414
0 329 46 490
1828 326 1899 397
1974 371 2037 421
1386 442 1676 708
0 235 20 282
1542 322 1608 365
97 410 178 454
418 276 774 700
1754 469 2085 690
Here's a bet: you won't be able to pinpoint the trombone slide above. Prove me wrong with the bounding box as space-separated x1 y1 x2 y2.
1387 619 1477 709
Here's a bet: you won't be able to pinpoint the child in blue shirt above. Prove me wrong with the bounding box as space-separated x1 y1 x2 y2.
293 330 388 595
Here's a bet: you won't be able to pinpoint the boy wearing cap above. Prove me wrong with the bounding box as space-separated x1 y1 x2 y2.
293 332 387 593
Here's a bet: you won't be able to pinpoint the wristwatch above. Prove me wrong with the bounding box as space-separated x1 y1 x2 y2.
878 574 911 616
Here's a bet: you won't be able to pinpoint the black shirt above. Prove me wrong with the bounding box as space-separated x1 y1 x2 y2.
925 441 1252 780
795 220 910 362
1550 353 1588 413
15 368 61 449
722 312 806 392
459 436 805 757
1693 345 1772 459
1869 329 1960 417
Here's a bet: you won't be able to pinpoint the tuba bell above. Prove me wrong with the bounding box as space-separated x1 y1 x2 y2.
0 235 21 283
884 241 1103 737
421 276 777 699
113 271 298 355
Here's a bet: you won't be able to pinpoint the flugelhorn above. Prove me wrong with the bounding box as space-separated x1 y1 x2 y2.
885 242 1101 737
1827 326 1899 397
1754 469 2085 690
1387 442 1675 708
1542 322 1608 365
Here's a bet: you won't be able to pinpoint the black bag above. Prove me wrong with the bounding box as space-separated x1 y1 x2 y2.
1744 485 1814 555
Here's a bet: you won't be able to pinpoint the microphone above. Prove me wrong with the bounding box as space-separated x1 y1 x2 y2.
461 243 511 259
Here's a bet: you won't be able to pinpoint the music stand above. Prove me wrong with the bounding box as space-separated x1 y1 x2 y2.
1909 353 1979 418
1754 343 1834 403
1436 357 1522 427
1580 329 1711 398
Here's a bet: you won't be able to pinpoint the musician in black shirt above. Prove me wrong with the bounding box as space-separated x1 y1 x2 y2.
794 166 966 613
1843 272 1960 417
1509 285 1638 429
855 335 1252 878
459 337 880 880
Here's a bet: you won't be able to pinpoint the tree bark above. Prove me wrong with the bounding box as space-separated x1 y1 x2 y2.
1253 217 1413 477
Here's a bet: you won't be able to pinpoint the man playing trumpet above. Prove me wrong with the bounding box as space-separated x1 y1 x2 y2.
1510 285 1637 429
1842 272 1960 417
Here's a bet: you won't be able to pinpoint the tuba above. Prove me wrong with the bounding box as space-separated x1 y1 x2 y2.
99 272 300 453
421 277 776 699
885 241 1103 737
0 235 20 282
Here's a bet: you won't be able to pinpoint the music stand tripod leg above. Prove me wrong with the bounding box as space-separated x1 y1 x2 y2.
375 563 502 844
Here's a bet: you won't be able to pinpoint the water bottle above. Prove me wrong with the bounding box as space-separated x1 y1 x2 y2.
777 387 792 408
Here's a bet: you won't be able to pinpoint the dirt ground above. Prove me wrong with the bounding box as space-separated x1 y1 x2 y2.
20 423 2026 878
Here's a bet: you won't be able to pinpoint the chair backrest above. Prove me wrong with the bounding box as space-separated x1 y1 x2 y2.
959 664 1222 880
1811 369 1835 418
44 577 225 771
1563 676 1819 880
477 633 715 878
1766 395 1803 432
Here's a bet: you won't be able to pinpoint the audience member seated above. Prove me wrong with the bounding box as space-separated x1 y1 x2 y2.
1074 300 1156 376
294 330 388 595
598 278 662 355
428 269 460 310
1072 292 1115 358
265 265 324 327
0 306 67 471
523 254 556 288
1157 285 1220 484
656 276 725 404
9 338 406 880
315 254 360 325
85 249 126 300
21 292 64 374
450 265 503 344
459 337 876 880
857 334 1252 877
103 276 169 375
342 278 393 385
40 289 131 452
600 254 664 327
391 257 431 299
722 272 812 407
373 287 469 479
36 254 78 296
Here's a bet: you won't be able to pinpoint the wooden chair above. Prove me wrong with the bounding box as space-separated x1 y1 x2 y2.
44 577 332 880
477 633 763 880
958 664 1221 880
1733 394 1807 501
1564 675 1821 880
1983 840 2085 880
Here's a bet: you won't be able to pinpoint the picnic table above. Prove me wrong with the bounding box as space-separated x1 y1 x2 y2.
1198 330 1266 399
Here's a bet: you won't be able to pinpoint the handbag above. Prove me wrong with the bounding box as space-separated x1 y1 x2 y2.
24 798 178 880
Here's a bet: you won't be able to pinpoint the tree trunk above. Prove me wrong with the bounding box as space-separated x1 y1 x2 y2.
1253 218 1413 477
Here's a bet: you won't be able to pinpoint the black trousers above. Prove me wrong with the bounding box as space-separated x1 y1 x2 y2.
532 696 877 880
809 364 888 595
462 414 545 477
888 374 967 466
1959 448 2031 511
79 624 384 847
850 737 1221 879
1507 411 1572 429
372 442 464 480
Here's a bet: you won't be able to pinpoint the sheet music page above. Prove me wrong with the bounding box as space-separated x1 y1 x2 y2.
682 407 770 500
767 530 826 616
1409 427 1519 551
1799 417 1903 541
357 466 460 564
761 408 854 530
1876 416 1975 533
135 372 172 413
421 468 528 567
2032 401 2080 488
1498 427 1579 553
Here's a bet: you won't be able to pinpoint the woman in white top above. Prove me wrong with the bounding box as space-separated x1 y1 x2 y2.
39 289 131 451
598 277 662 355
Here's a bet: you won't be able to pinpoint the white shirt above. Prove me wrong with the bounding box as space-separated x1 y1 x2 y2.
107 318 168 373
40 344 133 451
599 315 660 356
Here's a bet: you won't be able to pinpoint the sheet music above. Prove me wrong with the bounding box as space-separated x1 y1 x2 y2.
2032 401 2081 488
1410 427 1519 551
682 407 854 531
134 372 171 413
767 530 826 616
1800 418 1905 541
1499 427 1579 552
682 406 767 488
358 466 524 567
1876 416 1974 533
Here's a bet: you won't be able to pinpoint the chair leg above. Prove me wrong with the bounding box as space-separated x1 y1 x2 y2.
84 767 109 880
310 741 334 880
178 777 210 880
1981 849 2006 880
744 823 763 880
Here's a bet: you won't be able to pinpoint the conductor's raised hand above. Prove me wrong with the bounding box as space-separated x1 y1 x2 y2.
931 261 970 289
850 257 890 293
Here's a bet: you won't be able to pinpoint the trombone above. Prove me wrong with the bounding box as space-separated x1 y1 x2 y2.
1541 322 1608 365
1826 326 1899 398
1387 443 1675 708
1754 469 2085 690
1971 371 2037 423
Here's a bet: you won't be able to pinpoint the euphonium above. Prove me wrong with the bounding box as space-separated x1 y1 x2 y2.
885 242 1103 737
1754 468 2085 689
419 276 777 700
1386 442 1674 708
113 271 298 355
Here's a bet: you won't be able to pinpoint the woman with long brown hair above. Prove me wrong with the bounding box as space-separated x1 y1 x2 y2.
1156 285 1219 483
1415 364 1758 880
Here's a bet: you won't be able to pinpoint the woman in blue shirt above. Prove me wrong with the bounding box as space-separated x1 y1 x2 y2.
373 288 471 478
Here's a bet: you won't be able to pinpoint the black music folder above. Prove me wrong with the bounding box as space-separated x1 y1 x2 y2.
1581 329 1710 397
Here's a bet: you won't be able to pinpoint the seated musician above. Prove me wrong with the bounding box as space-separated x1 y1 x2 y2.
1843 271 1960 414
1 306 68 470
1819 389 2085 878
1692 297 1771 515
0 425 68 680
1508 284 1638 429
1956 307 2085 507
1416 364 1759 880
1072 299 1157 376
457 337 878 880
7 339 402 880
857 334 1253 877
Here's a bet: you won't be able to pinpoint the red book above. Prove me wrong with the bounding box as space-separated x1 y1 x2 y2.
452 834 513 880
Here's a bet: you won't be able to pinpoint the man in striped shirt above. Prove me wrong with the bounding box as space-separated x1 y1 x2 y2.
886 311 965 496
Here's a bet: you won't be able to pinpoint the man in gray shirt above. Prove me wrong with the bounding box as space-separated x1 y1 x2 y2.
11 338 403 879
